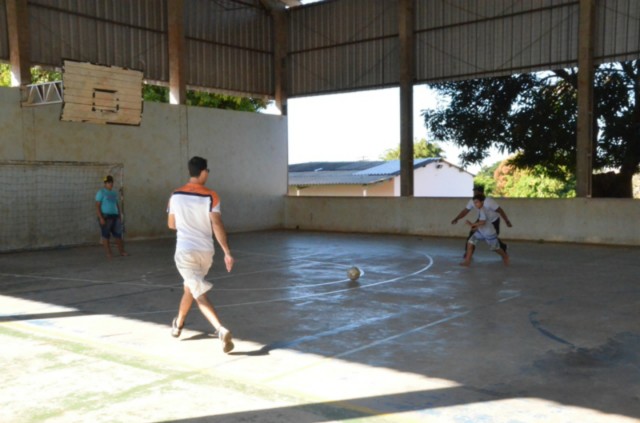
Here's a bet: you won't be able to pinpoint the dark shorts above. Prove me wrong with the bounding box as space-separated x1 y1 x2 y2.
100 214 123 240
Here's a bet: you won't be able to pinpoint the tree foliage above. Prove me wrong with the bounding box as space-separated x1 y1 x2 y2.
0 64 11 86
423 60 640 197
0 64 62 86
475 157 576 198
0 65 267 112
494 159 575 198
380 138 445 160
141 85 267 112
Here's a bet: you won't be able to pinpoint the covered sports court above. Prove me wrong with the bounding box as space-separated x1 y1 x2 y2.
1 230 639 422
1 0 640 422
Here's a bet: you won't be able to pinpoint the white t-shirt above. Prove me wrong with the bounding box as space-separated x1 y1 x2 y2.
168 182 221 253
475 208 498 238
466 196 500 223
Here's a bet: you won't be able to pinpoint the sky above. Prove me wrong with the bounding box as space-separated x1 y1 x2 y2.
264 85 509 175
267 0 509 175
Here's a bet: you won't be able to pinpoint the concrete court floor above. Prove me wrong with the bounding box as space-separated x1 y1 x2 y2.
0 230 639 423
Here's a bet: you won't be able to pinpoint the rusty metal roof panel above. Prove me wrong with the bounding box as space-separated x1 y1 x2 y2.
0 0 7 61
415 0 579 83
596 0 640 63
185 0 273 95
288 0 398 97
28 0 168 80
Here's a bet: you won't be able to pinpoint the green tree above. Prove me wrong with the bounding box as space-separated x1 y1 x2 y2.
141 84 267 112
0 64 61 86
423 60 640 197
473 161 499 196
493 159 575 198
0 64 10 86
380 138 445 160
1 65 267 112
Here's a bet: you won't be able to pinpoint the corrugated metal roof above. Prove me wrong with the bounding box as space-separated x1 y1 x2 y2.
289 158 442 186
1 0 638 98
288 161 384 172
355 158 438 175
289 171 392 186
288 0 398 96
414 0 580 83
0 2 7 61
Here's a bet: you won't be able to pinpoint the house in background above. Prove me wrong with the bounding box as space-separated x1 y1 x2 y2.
288 158 474 197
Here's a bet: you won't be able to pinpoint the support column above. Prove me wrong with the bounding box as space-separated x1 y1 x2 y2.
168 0 186 105
260 0 288 115
273 9 289 116
576 0 596 197
6 0 31 86
398 0 415 197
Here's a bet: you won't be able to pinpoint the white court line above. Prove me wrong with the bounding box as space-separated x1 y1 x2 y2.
0 273 162 289
333 293 520 361
124 253 434 316
263 294 522 383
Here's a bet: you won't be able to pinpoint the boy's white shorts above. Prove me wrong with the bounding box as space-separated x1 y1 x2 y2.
468 232 501 251
174 250 213 298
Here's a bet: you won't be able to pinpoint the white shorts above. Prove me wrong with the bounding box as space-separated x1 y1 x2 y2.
468 231 501 251
174 250 214 299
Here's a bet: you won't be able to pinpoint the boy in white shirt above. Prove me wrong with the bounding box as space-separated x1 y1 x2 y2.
460 194 509 267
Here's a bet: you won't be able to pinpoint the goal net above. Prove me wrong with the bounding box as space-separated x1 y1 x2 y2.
0 161 124 252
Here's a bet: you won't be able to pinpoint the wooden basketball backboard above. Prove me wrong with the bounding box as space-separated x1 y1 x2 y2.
61 60 143 126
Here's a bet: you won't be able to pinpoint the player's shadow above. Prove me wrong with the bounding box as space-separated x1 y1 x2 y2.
229 340 296 356
179 332 216 341
179 333 275 356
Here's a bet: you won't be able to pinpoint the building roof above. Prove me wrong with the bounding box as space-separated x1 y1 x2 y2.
289 158 442 186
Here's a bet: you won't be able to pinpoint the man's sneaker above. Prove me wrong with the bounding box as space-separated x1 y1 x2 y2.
171 317 183 338
218 327 234 353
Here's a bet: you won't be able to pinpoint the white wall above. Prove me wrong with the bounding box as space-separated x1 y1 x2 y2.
288 181 394 196
284 196 640 246
4 86 640 248
413 162 473 197
0 87 287 248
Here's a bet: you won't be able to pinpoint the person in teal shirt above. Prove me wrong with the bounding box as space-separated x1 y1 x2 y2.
95 175 128 258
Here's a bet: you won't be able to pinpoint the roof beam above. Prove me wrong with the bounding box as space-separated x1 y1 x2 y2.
168 0 186 105
260 0 289 115
5 0 31 86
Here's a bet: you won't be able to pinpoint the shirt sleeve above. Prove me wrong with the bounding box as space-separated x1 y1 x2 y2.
95 189 103 202
485 197 500 211
211 199 221 214
465 199 474 210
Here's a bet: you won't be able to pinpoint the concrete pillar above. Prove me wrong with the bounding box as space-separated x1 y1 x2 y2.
168 0 186 105
576 0 596 197
273 9 288 116
398 0 415 197
6 0 31 86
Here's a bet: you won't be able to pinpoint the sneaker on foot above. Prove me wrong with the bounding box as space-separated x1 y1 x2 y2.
218 327 234 353
171 317 183 338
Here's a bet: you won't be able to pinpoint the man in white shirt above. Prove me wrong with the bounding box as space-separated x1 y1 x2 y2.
451 185 512 255
167 156 235 353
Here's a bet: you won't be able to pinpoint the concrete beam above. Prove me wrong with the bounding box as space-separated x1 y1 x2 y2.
398 0 415 197
576 0 596 197
5 0 31 86
260 0 289 115
168 0 186 105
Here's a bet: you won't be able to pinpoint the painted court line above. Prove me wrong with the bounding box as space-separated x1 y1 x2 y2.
263 294 522 383
124 253 434 316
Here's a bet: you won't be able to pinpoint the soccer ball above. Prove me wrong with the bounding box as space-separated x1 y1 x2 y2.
347 266 361 281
